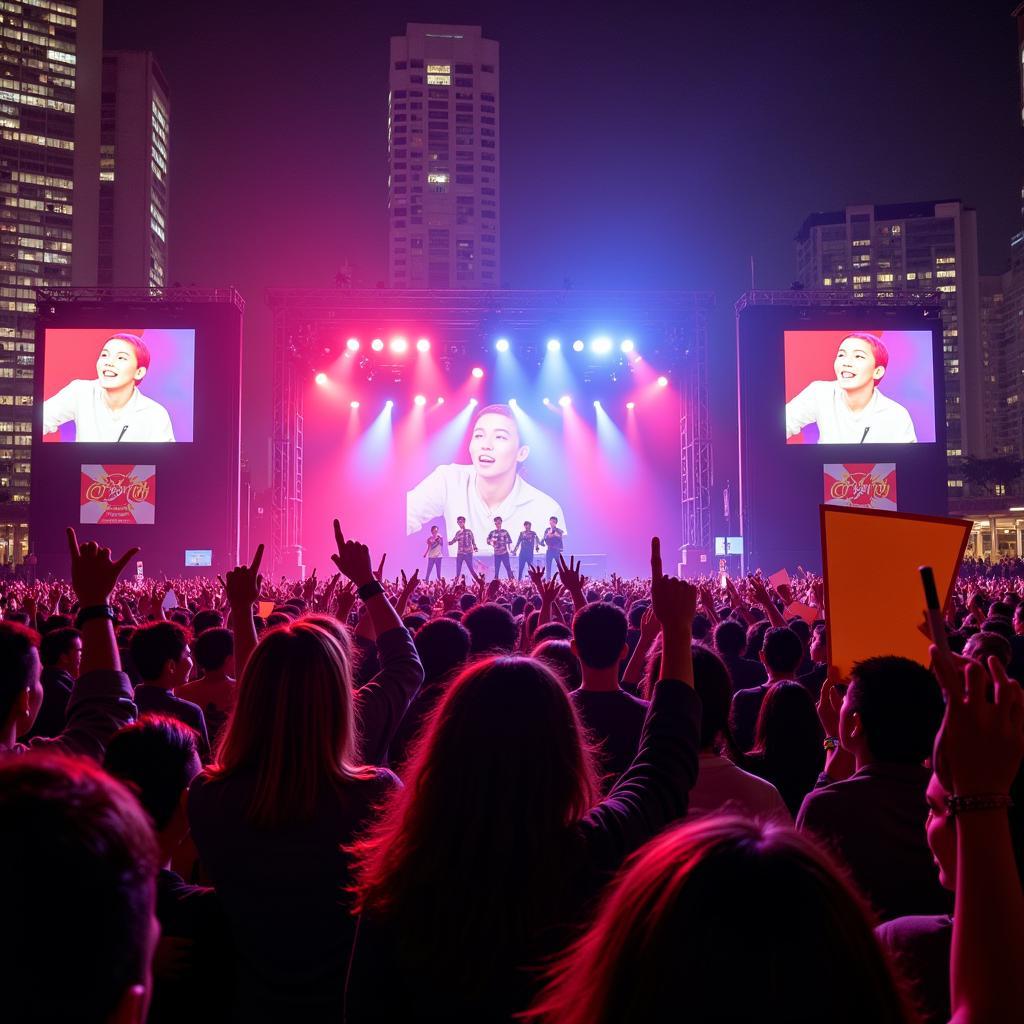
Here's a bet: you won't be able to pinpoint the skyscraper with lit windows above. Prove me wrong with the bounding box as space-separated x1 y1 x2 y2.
795 200 982 493
98 50 169 288
0 0 102 566
387 23 499 290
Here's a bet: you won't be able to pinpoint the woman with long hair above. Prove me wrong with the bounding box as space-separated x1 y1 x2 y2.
741 679 824 818
527 817 918 1024
345 540 702 1021
188 528 423 1022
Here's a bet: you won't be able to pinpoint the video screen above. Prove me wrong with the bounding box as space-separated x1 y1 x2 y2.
185 549 212 566
42 328 196 442
80 464 156 525
302 393 683 577
784 329 935 444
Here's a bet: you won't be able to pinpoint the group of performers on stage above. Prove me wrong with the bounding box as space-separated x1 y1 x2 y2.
422 516 566 581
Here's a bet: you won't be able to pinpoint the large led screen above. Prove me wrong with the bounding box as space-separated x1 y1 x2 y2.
42 328 196 443
784 329 936 445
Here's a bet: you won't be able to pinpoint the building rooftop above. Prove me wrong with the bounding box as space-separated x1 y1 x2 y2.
795 199 965 241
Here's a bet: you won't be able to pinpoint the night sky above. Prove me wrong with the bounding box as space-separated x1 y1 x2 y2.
103 0 1023 490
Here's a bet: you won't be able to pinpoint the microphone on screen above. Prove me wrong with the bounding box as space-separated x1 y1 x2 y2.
116 426 128 442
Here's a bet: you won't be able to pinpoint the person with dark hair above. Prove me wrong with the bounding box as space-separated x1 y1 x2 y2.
730 626 803 753
532 621 571 644
462 601 518 655
24 625 81 740
104 716 231 1024
188 526 423 1022
43 331 176 442
525 817 916 1024
687 644 788 819
513 520 539 579
407 403 565 544
798 623 828 699
422 525 444 580
533 638 582 693
175 627 236 747
541 516 564 578
486 516 514 580
569 602 649 791
449 516 477 581
0 754 160 1023
741 679 824 818
191 609 224 636
346 539 702 1022
1 529 139 760
713 618 765 692
388 617 472 774
131 621 210 761
962 629 1011 669
797 656 949 921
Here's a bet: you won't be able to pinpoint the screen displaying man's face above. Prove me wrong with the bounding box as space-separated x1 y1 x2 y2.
469 412 528 479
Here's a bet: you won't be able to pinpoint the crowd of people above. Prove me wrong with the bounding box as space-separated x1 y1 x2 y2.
1 525 1022 1023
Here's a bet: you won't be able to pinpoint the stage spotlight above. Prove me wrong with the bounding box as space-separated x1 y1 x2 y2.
469 398 479 407
414 394 427 406
558 395 571 408
416 338 431 353
346 337 360 352
495 338 510 352
657 375 669 387
471 367 484 379
620 339 635 353
626 401 636 410
437 397 445 405
592 337 612 355
547 338 561 352
508 397 518 408
350 400 360 409
314 372 328 387
390 337 409 354
543 396 551 406
593 399 601 408
371 338 384 352
572 339 585 352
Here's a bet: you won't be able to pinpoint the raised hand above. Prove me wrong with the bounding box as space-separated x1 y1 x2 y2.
336 580 356 621
331 519 375 587
372 552 387 582
816 666 844 737
527 565 546 594
934 655 1024 797
649 538 697 628
639 604 660 644
302 567 318 603
224 544 264 608
396 568 420 616
66 527 139 607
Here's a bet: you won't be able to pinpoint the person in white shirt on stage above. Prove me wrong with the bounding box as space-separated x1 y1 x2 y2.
43 333 176 442
785 333 916 444
406 402 566 544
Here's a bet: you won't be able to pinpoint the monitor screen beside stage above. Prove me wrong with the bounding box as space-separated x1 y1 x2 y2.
41 328 196 443
736 302 947 572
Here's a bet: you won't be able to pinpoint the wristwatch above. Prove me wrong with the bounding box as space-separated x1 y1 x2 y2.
357 580 385 601
75 603 116 629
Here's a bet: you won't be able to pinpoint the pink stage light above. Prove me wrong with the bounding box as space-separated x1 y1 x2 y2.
416 338 431 352
414 394 427 406
471 367 484 379
436 396 445 405
346 337 360 352
314 372 328 387
371 338 384 352
657 375 669 387
626 401 636 410
350 400 360 409
558 395 571 408
390 337 409 354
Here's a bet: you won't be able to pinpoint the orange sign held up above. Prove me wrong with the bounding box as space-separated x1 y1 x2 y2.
820 506 971 679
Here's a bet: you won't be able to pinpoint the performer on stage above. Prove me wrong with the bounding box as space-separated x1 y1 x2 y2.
541 516 565 578
449 516 477 580
486 516 514 580
513 521 539 580
423 525 444 580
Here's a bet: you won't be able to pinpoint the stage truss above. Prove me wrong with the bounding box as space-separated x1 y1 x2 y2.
268 288 714 577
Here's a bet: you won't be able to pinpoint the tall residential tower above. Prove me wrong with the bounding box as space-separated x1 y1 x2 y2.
387 24 499 289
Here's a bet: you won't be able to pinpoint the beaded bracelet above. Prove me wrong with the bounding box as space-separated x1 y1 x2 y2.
945 793 1014 816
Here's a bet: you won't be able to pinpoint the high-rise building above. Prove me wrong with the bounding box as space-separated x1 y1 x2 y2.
98 51 169 287
0 0 102 566
387 23 499 289
795 200 982 490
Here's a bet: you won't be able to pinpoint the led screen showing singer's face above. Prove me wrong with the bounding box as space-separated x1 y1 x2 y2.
42 328 196 443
